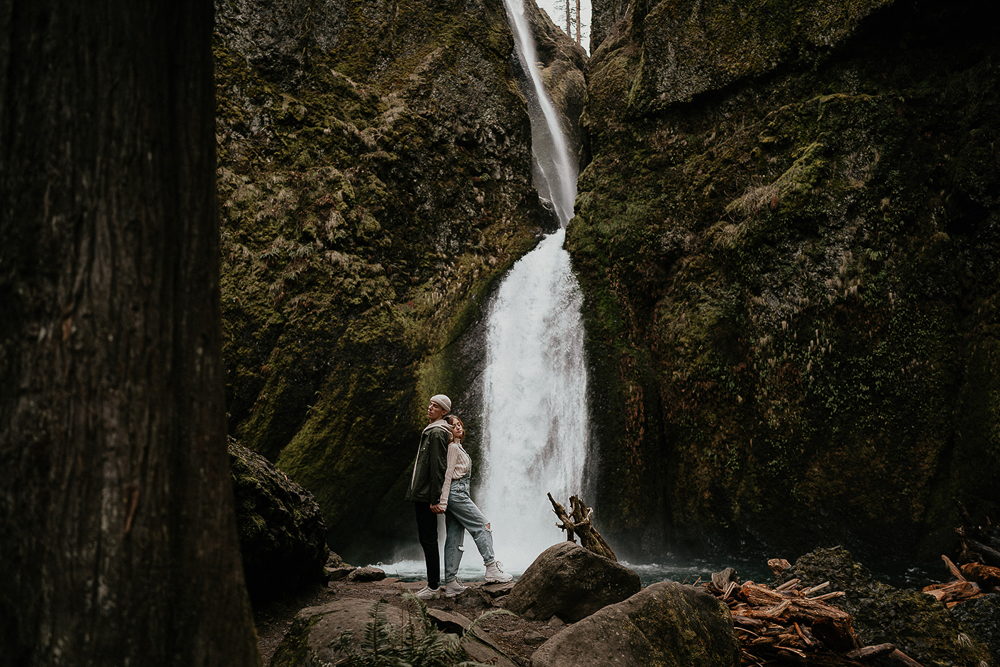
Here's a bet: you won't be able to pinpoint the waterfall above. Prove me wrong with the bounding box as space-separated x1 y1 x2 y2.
474 0 588 572
503 0 577 227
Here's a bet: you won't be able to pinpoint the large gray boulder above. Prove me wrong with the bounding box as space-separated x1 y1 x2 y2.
229 439 329 601
530 581 740 667
504 542 641 622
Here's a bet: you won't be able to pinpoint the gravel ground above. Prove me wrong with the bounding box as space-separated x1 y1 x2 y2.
254 577 564 666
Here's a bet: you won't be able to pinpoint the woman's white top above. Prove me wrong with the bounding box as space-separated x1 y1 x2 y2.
437 441 472 509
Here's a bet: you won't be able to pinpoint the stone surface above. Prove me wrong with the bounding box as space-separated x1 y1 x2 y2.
427 608 519 667
950 593 1000 662
346 566 386 582
229 439 328 601
504 542 641 622
269 598 407 667
325 566 353 581
530 581 740 667
269 597 517 667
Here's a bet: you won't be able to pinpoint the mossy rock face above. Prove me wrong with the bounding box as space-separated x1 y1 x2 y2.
784 548 993 665
950 594 1000 662
229 439 329 602
574 0 1000 560
215 0 586 562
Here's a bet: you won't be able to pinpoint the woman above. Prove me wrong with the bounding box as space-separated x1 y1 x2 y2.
431 415 513 597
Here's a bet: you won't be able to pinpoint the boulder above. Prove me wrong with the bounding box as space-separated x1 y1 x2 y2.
346 566 386 582
530 581 740 667
504 542 641 622
783 547 993 665
269 598 407 667
229 439 329 601
269 597 516 667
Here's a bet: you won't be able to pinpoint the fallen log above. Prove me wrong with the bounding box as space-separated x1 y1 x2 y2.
845 643 894 659
941 554 966 581
922 580 979 604
959 561 1000 589
739 582 852 623
769 558 792 576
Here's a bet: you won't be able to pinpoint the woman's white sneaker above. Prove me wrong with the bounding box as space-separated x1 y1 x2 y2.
444 579 467 597
485 561 512 583
415 585 441 600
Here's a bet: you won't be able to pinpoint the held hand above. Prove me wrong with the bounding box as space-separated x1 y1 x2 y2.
430 503 445 514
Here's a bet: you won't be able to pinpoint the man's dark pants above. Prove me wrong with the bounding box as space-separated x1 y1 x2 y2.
414 502 440 589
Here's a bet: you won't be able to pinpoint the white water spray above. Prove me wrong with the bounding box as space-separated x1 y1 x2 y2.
474 0 589 573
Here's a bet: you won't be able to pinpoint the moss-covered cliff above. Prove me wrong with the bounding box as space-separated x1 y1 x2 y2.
572 0 1000 562
214 0 585 562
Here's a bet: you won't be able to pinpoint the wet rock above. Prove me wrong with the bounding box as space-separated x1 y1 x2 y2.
504 542 641 622
530 581 740 667
346 566 386 582
229 439 328 602
325 566 354 582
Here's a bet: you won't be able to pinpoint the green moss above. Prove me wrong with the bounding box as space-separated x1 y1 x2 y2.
214 0 567 559
573 0 1000 557
788 548 993 665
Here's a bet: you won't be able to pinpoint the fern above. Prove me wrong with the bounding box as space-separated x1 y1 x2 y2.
330 593 511 667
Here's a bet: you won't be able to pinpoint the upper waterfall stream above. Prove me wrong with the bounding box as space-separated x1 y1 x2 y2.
473 0 588 572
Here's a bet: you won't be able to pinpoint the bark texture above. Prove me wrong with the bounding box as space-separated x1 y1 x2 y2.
0 1 259 664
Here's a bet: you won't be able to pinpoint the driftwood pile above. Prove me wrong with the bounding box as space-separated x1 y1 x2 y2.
703 562 925 667
922 516 1000 607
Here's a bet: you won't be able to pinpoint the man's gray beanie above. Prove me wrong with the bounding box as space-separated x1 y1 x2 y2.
430 394 451 412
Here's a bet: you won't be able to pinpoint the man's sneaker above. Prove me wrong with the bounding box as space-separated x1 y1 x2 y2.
415 585 441 600
443 579 467 598
485 561 513 583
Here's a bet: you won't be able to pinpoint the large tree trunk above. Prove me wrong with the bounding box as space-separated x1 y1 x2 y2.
0 1 260 665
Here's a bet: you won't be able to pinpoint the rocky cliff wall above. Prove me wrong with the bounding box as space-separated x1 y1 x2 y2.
214 0 586 562
572 0 1000 563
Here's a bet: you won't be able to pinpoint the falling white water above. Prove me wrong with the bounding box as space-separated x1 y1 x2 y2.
471 0 589 574
503 0 577 227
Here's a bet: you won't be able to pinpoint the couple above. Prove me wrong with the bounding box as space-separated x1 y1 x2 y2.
406 394 512 600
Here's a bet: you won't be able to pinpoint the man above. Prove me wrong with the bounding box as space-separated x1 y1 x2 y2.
405 394 452 599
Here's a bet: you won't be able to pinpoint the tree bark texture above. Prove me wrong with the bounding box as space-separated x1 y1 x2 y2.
0 1 260 665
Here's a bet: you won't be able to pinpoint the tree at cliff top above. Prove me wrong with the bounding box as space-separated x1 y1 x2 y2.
571 0 1000 561
213 0 585 562
0 1 259 664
